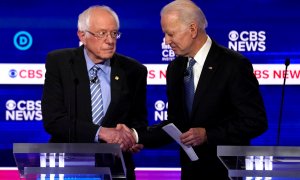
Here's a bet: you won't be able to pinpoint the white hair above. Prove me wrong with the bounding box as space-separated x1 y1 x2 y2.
161 0 208 30
77 5 120 31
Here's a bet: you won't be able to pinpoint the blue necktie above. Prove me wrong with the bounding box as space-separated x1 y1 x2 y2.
90 65 104 125
184 58 196 116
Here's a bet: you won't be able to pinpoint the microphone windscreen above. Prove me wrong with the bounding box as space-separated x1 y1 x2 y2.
285 58 290 66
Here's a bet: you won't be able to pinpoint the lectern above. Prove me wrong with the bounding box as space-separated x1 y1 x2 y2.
217 146 300 180
13 143 126 180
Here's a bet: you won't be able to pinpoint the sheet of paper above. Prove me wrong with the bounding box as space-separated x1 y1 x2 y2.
162 123 199 161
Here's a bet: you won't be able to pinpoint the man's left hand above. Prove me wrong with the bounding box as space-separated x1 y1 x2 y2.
180 127 207 147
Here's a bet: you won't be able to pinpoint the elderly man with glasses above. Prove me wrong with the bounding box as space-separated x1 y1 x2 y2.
41 5 148 180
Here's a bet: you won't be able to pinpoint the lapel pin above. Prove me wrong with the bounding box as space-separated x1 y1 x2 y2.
115 76 119 80
208 66 213 70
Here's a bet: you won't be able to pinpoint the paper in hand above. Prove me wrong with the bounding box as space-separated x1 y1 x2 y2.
162 123 199 161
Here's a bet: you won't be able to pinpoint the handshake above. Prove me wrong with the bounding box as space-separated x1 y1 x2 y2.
98 124 143 152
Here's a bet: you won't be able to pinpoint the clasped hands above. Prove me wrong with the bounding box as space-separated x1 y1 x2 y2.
99 124 143 152
99 124 207 152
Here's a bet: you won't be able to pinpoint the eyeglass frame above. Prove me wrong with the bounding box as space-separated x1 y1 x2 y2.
85 30 121 40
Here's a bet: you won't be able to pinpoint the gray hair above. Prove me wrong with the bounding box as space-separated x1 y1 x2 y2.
161 0 208 30
77 5 120 31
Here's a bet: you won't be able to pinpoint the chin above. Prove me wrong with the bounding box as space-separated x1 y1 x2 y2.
172 50 181 56
99 52 114 59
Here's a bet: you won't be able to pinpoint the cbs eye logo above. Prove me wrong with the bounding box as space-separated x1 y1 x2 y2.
155 100 168 111
8 69 18 78
6 100 17 110
228 31 239 41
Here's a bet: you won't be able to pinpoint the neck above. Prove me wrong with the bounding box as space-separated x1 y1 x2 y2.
189 32 208 57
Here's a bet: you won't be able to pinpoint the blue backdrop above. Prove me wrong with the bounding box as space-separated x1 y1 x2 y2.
0 0 300 167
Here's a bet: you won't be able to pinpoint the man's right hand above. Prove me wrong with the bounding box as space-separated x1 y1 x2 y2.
98 126 136 151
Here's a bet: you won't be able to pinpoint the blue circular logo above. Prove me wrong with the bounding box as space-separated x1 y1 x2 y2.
9 69 18 78
13 31 33 50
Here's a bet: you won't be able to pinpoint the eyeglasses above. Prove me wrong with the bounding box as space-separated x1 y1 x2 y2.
85 30 121 40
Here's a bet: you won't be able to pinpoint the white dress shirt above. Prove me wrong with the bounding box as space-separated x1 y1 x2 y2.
189 36 212 91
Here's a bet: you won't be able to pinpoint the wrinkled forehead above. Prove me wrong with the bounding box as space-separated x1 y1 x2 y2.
161 13 186 32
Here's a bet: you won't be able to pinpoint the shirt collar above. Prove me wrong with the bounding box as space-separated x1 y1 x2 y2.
190 35 212 66
84 48 111 74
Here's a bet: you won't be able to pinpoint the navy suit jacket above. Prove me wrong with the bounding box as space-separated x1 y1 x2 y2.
139 40 268 179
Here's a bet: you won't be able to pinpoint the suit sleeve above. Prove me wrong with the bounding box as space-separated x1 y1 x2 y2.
137 63 175 147
128 65 148 130
42 53 71 142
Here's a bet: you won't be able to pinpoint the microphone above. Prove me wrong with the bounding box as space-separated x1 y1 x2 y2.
90 76 98 83
276 58 290 145
285 58 290 67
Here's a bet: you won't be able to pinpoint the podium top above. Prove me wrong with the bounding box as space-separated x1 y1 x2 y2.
217 146 300 178
13 143 121 154
13 143 126 179
217 145 300 156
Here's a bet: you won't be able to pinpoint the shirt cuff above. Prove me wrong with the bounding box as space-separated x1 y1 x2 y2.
131 128 139 143
95 126 102 142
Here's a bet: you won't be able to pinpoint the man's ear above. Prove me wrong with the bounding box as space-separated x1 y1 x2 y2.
189 23 198 39
77 31 86 45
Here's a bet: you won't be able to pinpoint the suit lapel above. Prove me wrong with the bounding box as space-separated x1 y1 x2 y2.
73 47 90 87
180 57 189 119
191 42 220 117
72 46 92 121
101 54 124 125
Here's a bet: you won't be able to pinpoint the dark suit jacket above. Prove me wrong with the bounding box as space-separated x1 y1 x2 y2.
42 45 148 175
139 41 268 179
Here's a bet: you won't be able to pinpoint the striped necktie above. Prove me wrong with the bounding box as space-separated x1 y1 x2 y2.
184 58 196 116
89 65 104 125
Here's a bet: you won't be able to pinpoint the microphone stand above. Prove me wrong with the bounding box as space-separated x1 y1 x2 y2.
276 58 290 145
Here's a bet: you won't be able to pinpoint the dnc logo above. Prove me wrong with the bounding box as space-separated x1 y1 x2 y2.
13 31 33 51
